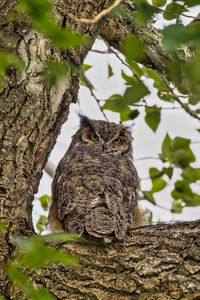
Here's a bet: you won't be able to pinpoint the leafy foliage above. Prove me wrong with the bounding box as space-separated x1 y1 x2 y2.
6 234 80 299
0 53 24 87
40 61 70 87
145 106 161 132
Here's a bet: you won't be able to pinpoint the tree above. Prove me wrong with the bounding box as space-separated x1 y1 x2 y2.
0 0 200 299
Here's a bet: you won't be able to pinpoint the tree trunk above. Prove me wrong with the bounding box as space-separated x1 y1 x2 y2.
0 0 199 299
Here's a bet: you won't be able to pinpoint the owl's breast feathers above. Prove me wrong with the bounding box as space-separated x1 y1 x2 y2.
49 147 138 240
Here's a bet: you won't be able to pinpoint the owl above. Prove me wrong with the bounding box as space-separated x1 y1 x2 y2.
48 116 140 240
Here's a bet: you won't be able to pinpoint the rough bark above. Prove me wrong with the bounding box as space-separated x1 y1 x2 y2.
10 220 200 299
0 0 200 299
0 0 107 295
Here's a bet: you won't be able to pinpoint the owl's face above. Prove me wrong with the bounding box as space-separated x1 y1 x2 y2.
76 116 133 156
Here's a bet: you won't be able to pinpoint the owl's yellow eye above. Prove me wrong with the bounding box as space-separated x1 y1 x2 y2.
90 132 99 141
113 137 121 144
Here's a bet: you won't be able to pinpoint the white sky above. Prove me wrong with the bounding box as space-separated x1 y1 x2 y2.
33 3 200 230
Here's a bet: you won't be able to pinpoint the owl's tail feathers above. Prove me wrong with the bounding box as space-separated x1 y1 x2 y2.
47 200 64 232
86 206 115 238
114 213 128 240
133 205 148 228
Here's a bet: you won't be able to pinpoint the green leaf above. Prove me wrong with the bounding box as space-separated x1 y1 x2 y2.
171 199 184 214
161 133 172 158
38 194 51 211
19 0 88 49
172 180 200 207
152 0 166 7
197 129 200 133
189 95 200 105
149 167 160 177
19 0 52 18
163 3 188 20
144 168 167 204
135 0 158 25
151 177 167 194
0 219 9 231
36 215 47 234
123 35 145 62
142 67 172 101
184 0 200 6
6 263 28 286
147 211 153 224
129 109 140 120
108 64 114 78
0 53 24 87
171 137 195 168
80 70 94 90
119 107 132 122
103 95 126 112
143 191 156 205
41 61 69 87
31 288 55 300
109 6 129 18
163 23 200 51
181 167 200 183
127 61 144 78
163 167 173 179
7 263 55 300
123 81 149 104
149 167 167 193
41 232 83 243
121 70 138 86
82 64 92 72
15 236 79 269
145 106 161 132
120 108 140 122
161 135 195 168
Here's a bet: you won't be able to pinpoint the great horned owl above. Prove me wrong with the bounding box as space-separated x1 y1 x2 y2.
48 116 141 240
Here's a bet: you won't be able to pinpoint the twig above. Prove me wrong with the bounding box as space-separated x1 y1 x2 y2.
58 0 123 24
141 171 165 181
81 71 108 121
161 75 200 121
133 103 181 110
104 41 139 80
159 91 190 99
90 49 110 54
135 156 159 161
153 6 195 19
176 2 186 24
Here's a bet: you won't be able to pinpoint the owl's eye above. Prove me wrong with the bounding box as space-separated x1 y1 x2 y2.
90 132 99 141
113 137 121 144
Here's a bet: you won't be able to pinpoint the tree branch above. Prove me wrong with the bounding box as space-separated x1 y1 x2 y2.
27 220 200 299
57 0 123 24
161 75 200 121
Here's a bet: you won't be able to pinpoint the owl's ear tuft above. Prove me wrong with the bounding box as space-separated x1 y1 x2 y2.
79 115 93 129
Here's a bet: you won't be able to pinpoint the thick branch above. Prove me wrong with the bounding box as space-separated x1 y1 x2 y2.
26 220 200 300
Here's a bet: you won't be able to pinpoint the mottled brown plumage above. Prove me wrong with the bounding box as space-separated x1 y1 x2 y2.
48 116 139 240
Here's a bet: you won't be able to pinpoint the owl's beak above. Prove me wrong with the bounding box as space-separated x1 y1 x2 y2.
102 143 107 152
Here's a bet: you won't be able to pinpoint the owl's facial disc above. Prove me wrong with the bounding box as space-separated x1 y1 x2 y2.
80 118 132 155
81 128 99 143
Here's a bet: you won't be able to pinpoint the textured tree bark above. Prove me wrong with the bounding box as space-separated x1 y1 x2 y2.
11 220 200 300
0 0 199 299
0 0 107 296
